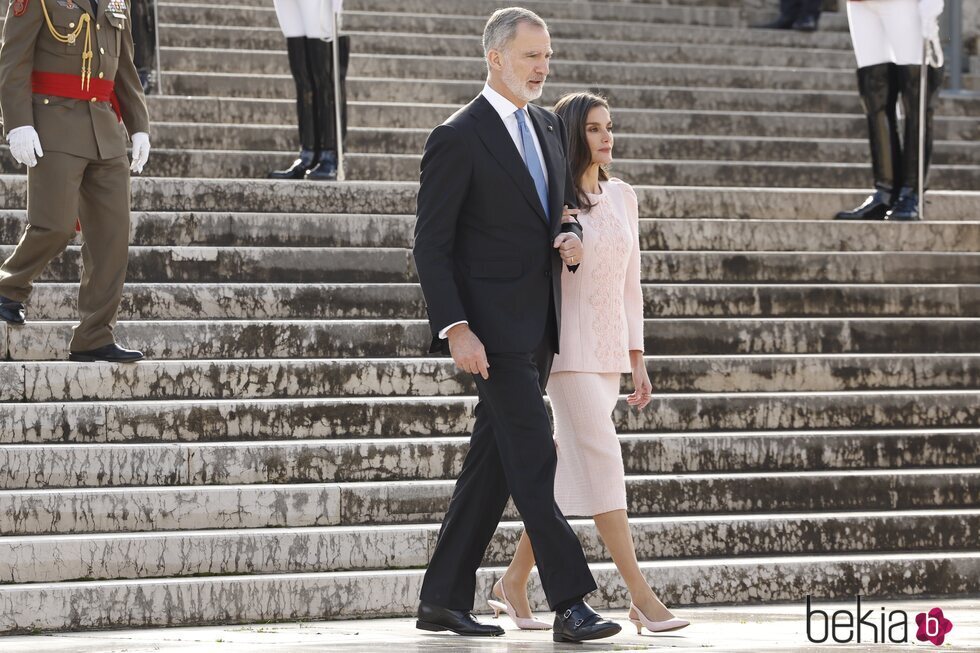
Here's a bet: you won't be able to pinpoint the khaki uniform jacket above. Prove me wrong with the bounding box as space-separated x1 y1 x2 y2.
0 0 149 160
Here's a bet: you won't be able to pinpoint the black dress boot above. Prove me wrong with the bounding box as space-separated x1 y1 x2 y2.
305 36 349 181
0 295 25 325
885 63 944 221
269 37 319 180
835 63 901 220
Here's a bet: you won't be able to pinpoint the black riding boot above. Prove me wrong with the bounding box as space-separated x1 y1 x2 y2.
836 63 902 220
305 36 350 181
886 64 944 221
269 37 318 180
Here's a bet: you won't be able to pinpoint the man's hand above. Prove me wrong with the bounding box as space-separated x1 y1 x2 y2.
130 132 150 174
8 126 43 167
447 323 490 379
553 231 583 267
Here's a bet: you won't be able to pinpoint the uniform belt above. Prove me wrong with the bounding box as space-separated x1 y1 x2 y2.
31 71 122 122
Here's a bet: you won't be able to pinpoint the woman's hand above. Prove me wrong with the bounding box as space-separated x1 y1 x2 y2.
626 356 653 410
561 205 581 224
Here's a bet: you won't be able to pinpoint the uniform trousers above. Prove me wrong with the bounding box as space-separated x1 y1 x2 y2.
0 151 131 352
847 0 923 67
274 0 342 39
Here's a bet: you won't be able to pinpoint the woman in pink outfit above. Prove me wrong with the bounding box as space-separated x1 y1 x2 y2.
487 92 689 635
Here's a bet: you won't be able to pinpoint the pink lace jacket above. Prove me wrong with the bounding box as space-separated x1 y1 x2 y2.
552 177 644 374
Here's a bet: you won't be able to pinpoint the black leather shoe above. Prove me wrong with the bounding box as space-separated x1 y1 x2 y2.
792 16 818 31
68 343 144 363
416 601 504 637
885 187 922 221
553 601 622 643
0 295 25 325
306 150 338 181
268 148 318 180
834 188 893 220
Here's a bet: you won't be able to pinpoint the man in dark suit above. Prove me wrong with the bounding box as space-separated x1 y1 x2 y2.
411 7 621 644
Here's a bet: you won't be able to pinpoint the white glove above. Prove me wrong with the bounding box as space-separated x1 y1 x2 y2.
8 125 43 167
919 0 943 39
130 132 150 174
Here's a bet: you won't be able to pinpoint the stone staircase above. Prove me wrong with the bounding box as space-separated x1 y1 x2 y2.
1 0 978 634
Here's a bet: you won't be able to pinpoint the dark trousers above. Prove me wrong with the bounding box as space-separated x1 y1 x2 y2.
780 0 822 20
419 326 597 611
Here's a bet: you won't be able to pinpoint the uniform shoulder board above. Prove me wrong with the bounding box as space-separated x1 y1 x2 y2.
13 0 29 17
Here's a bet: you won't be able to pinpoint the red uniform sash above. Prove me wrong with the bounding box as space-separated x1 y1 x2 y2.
31 71 122 122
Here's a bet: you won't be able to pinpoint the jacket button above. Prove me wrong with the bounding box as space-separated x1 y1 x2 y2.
98 72 104 79
96 24 100 30
43 98 49 104
544 268 551 277
99 47 105 54
90 97 97 102
69 21 75 27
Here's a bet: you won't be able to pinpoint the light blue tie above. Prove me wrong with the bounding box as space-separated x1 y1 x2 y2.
515 109 549 220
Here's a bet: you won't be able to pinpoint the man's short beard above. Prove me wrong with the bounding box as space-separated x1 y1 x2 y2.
501 56 544 102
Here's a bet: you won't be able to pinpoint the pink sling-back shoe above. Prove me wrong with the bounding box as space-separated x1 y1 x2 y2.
486 579 552 630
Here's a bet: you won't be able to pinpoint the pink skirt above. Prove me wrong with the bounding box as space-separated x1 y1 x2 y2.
547 371 628 517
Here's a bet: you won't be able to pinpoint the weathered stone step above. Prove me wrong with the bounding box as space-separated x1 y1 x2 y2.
5 246 978 285
156 1 842 32
161 74 980 117
6 212 978 253
166 49 870 93
3 354 975 402
31 146 971 189
160 28 857 69
2 509 975 584
136 123 980 166
4 392 978 444
2 428 977 488
2 468 977 534
2 551 972 633
140 100 980 142
17 282 980 321
0 245 414 284
4 318 980 361
3 175 977 222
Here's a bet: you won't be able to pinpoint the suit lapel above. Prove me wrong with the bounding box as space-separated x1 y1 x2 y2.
471 95 549 227
528 104 566 237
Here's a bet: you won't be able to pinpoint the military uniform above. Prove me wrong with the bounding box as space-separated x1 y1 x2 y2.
0 0 149 358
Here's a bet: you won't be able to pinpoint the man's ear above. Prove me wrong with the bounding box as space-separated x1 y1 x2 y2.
487 49 502 72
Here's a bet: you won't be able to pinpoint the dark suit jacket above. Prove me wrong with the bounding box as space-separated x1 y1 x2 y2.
413 94 582 355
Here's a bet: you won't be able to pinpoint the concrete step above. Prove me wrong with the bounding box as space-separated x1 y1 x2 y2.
4 246 978 285
1 509 974 583
15 282 980 321
1 552 973 633
3 318 979 361
165 50 870 93
159 28 858 69
6 212 978 252
132 123 980 166
1 468 978 534
3 175 978 222
115 147 980 188
161 73 980 118
4 392 978 444
2 428 978 488
3 354 976 402
140 99 980 142
155 1 846 32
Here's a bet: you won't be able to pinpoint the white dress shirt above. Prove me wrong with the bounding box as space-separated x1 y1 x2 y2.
439 84 552 340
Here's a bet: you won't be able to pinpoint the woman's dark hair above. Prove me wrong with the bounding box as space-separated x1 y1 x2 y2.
552 91 611 210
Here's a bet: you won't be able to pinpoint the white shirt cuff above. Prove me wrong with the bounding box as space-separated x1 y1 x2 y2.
439 320 468 339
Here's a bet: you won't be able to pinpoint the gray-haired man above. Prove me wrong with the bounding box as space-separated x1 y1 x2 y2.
412 7 620 643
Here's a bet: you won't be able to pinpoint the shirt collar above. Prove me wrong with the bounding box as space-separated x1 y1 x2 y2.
482 83 529 122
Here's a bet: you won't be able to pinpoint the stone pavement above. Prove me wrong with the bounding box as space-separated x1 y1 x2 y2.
2 600 978 652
